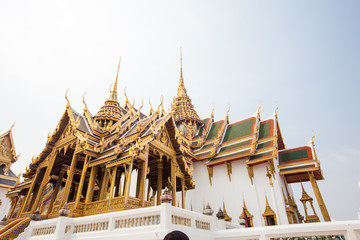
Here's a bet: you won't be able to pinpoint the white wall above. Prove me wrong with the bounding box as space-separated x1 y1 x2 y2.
0 187 11 219
183 159 290 227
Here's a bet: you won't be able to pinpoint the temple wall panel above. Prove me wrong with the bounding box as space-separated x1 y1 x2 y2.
0 187 11 218
183 159 293 227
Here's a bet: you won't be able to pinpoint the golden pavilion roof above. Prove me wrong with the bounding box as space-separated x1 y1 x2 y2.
171 51 202 125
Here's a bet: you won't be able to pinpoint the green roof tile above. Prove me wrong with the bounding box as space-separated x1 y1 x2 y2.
222 118 254 142
257 141 272 150
206 121 222 140
258 121 272 139
279 148 310 164
210 149 250 161
250 151 273 160
219 140 251 153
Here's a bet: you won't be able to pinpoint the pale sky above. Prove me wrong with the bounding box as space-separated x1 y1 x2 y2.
0 0 359 220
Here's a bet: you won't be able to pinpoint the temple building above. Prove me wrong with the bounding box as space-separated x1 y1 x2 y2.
0 126 20 221
1 53 333 239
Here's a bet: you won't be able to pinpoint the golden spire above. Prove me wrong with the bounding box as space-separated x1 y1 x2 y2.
180 47 183 79
94 59 123 127
177 47 187 97
110 57 121 101
172 48 202 125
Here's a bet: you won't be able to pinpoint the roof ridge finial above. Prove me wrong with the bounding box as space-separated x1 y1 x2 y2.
110 57 121 101
210 103 215 120
10 122 16 131
65 89 70 108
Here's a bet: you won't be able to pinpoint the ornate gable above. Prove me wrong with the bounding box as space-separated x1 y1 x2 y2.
0 127 18 174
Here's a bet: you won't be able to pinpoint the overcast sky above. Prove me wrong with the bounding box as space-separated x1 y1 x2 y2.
0 0 359 221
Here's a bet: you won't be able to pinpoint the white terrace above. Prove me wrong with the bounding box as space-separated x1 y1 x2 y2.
17 203 360 240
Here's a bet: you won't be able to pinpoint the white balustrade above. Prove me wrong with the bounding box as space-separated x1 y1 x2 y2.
31 225 56 236
15 204 360 240
114 214 160 229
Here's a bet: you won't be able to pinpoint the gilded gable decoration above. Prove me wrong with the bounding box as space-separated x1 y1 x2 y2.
262 194 277 226
241 199 254 227
222 201 232 222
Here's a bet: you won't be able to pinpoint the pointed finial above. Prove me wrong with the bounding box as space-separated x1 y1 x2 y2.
311 130 315 143
180 47 183 79
301 182 305 192
124 87 129 106
157 95 164 113
225 104 230 122
177 47 187 97
264 189 269 204
139 98 144 111
110 57 121 101
65 89 70 108
211 103 215 120
242 194 247 208
10 122 16 131
82 92 87 105
149 97 154 115
310 130 318 160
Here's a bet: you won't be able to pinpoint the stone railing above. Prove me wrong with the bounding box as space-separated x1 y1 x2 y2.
213 220 360 240
14 205 360 240
16 203 215 240
31 225 56 236
114 213 160 229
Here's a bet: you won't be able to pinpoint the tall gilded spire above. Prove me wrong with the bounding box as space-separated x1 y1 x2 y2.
94 58 123 127
172 48 202 126
110 57 121 101
177 47 187 97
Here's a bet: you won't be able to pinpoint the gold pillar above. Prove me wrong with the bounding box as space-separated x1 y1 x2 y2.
16 168 40 215
74 156 89 209
308 172 331 221
30 152 57 212
139 145 149 206
124 158 134 203
146 179 151 201
114 169 121 197
19 169 39 216
7 197 18 220
156 160 163 205
181 178 185 209
108 166 118 200
60 151 79 208
85 166 98 203
47 168 66 216
99 169 109 200
171 157 176 206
